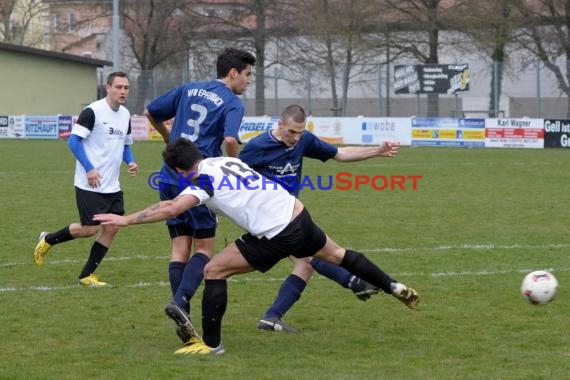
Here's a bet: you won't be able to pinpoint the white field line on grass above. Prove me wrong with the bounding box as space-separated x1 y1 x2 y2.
4 242 569 269
358 242 570 254
2 267 569 293
2 242 570 293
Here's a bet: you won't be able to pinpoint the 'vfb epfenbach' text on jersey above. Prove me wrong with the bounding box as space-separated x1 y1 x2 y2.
146 80 244 185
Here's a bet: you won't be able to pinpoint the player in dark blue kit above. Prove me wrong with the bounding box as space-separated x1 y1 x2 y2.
240 104 402 333
145 48 255 342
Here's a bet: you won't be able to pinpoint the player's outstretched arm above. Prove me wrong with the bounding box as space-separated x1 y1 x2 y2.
335 140 399 162
94 195 200 226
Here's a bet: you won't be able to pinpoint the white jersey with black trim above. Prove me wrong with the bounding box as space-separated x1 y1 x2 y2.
71 98 132 193
179 157 296 239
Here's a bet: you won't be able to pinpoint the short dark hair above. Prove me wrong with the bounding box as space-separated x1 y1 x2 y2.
106 71 128 86
216 48 256 78
281 104 306 124
162 138 203 171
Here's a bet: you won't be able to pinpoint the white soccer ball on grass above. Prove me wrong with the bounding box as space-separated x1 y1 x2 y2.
521 270 558 305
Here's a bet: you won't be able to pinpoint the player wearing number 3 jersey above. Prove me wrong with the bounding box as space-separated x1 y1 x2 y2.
145 48 256 344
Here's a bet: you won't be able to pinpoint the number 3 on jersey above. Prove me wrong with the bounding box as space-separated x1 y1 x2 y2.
182 104 207 141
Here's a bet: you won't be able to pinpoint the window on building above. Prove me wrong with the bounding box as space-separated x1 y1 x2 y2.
53 14 60 32
67 13 75 33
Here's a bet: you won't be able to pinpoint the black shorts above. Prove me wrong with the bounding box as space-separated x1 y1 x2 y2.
235 207 327 273
75 187 124 226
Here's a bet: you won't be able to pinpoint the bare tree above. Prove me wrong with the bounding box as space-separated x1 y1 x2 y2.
189 0 293 116
281 0 388 116
0 0 45 46
122 0 201 114
381 0 464 116
512 0 570 117
450 0 521 117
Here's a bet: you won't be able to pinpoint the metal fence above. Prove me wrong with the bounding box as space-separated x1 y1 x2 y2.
121 59 569 119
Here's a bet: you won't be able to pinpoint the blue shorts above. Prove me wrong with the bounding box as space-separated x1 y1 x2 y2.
159 183 217 237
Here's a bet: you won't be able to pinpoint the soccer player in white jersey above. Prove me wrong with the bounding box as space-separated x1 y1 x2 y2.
33 72 138 287
94 138 419 355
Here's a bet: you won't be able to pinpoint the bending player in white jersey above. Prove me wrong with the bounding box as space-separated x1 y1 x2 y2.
94 138 419 355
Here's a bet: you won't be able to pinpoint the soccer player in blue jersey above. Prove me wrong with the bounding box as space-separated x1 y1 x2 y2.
240 104 401 333
145 48 255 343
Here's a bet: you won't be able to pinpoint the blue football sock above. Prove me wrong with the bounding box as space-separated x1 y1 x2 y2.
311 257 353 288
173 252 210 313
264 274 307 319
168 261 186 297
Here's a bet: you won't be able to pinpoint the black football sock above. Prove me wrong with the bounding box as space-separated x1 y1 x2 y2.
45 226 74 246
202 279 227 348
340 249 396 294
79 241 108 279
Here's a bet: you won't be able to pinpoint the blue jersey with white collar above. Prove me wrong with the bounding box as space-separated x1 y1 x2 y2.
239 130 338 196
147 80 244 183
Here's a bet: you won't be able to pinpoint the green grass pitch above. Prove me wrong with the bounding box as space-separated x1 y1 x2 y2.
0 139 568 379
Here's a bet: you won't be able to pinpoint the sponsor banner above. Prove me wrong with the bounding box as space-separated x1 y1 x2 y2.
306 117 344 144
131 115 149 141
8 115 25 138
543 119 570 148
485 118 544 148
238 117 276 143
57 115 73 139
25 116 58 139
394 64 469 94
0 115 8 138
411 117 485 147
344 117 412 146
148 118 172 141
240 117 410 146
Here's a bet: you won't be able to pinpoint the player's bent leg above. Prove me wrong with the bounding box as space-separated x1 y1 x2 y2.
68 223 100 238
170 235 192 263
203 243 255 279
291 256 314 282
310 257 380 301
195 244 255 351
314 236 420 309
168 233 192 297
173 235 215 314
256 256 310 333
